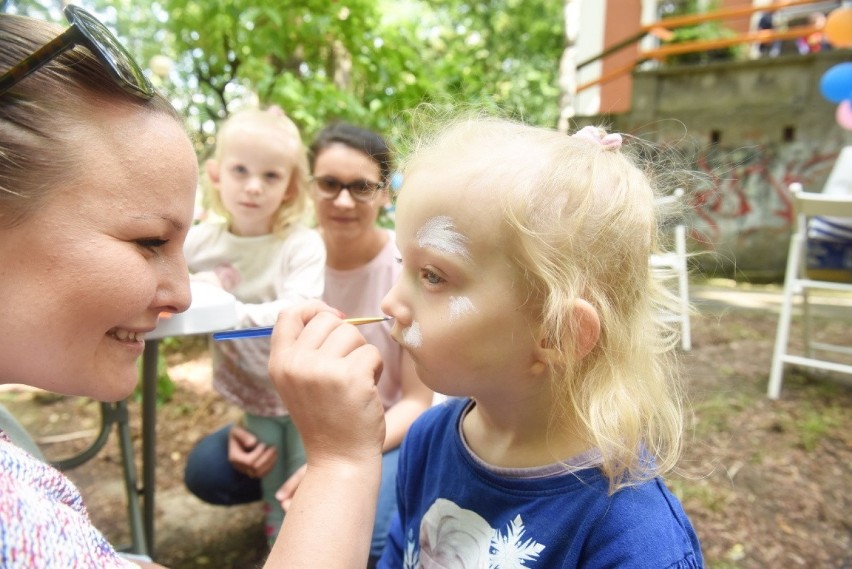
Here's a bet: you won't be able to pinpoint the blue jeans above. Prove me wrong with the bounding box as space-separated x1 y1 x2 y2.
184 422 399 559
184 415 305 544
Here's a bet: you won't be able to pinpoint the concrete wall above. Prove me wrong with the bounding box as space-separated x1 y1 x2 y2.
577 49 852 281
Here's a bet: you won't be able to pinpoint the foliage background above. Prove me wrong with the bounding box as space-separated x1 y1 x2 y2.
2 0 565 154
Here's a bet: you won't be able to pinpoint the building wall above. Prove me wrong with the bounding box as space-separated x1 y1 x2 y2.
576 50 852 281
572 0 849 280
599 0 642 113
577 0 832 117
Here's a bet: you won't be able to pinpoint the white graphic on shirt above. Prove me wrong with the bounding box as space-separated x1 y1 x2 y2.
489 515 546 568
406 498 546 568
404 528 420 569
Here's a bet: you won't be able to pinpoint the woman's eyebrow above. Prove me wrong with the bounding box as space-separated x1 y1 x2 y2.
131 213 187 232
416 215 471 261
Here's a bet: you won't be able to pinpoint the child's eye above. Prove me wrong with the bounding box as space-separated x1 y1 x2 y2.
265 172 281 182
136 238 168 252
420 268 445 286
394 256 403 265
232 165 248 176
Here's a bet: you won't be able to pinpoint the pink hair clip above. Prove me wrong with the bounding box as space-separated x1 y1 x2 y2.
572 125 622 151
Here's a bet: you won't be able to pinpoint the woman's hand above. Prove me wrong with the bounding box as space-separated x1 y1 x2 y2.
227 424 277 479
267 300 386 466
265 300 385 568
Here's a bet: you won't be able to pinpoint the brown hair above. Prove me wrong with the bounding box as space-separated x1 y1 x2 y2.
0 14 181 227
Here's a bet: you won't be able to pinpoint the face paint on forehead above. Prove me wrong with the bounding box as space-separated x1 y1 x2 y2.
401 321 423 348
448 296 477 323
416 216 471 261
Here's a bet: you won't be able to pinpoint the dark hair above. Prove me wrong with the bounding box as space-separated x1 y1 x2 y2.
309 122 392 182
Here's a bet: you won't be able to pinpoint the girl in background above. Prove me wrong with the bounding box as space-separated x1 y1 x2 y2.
183 106 326 544
184 121 433 566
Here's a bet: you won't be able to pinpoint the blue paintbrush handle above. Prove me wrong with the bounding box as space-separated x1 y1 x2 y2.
213 316 390 342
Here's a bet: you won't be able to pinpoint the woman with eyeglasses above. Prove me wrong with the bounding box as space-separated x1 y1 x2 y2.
182 121 433 567
0 9 384 569
289 122 433 567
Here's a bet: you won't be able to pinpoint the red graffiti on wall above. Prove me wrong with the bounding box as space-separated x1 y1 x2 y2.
688 146 838 247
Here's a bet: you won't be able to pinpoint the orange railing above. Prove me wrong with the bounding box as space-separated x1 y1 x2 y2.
577 0 831 93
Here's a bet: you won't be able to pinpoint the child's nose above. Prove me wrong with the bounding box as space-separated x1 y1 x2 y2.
245 176 263 194
381 280 409 326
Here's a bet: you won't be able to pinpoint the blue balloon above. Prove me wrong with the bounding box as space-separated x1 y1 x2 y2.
820 62 852 103
390 171 404 192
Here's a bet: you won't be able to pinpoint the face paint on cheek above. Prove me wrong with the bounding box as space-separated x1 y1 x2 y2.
401 321 422 348
448 296 477 323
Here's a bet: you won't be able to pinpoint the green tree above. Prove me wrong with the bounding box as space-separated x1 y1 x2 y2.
4 0 566 145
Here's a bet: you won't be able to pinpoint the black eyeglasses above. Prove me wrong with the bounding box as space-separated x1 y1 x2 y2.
0 5 153 100
311 176 387 203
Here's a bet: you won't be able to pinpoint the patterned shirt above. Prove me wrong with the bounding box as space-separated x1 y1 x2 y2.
0 431 134 568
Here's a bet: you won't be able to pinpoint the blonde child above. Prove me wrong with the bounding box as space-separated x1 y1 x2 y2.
267 117 704 568
183 106 326 543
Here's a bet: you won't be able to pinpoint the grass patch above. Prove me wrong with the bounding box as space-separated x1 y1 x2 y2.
794 406 844 451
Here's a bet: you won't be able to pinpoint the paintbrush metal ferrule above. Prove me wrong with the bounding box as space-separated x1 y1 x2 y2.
213 316 391 341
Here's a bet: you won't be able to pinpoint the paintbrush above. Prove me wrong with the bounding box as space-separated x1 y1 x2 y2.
213 316 392 341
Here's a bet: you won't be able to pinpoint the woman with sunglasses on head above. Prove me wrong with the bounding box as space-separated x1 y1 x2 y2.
183 121 433 567
0 9 384 569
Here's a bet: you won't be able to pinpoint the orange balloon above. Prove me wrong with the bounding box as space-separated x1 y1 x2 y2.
825 7 852 48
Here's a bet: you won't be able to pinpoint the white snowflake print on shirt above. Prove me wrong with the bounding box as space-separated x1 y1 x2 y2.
489 515 546 569
409 498 546 568
404 528 420 569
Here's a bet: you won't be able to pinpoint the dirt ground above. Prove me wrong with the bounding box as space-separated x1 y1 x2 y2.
1 282 850 569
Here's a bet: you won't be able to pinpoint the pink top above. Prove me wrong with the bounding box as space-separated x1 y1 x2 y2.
323 231 403 410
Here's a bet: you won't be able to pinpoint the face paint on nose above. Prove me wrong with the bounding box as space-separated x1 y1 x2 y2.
417 216 471 261
448 296 477 323
401 321 422 348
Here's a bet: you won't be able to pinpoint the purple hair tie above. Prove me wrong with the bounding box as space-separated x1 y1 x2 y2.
572 125 622 151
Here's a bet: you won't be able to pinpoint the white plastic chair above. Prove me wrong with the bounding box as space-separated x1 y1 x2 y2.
767 183 852 399
651 188 692 351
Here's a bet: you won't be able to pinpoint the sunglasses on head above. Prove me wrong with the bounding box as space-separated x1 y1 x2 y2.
0 4 153 100
311 176 387 203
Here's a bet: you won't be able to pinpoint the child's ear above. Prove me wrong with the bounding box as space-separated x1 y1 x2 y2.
280 173 300 203
532 298 600 372
205 159 221 185
571 299 600 360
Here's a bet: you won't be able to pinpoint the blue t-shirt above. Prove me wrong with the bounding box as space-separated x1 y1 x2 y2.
379 398 703 568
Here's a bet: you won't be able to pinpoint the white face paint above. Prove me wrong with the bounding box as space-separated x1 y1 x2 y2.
448 296 478 323
401 321 423 348
416 216 471 261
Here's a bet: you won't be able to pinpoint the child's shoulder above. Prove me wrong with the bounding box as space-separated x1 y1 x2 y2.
583 477 703 568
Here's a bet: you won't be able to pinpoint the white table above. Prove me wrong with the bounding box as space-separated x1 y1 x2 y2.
138 281 237 556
